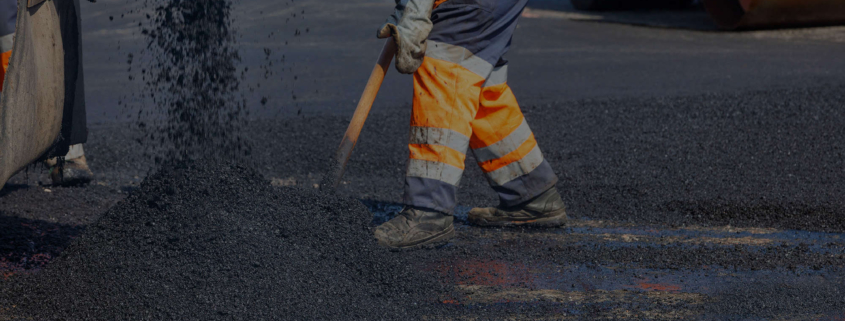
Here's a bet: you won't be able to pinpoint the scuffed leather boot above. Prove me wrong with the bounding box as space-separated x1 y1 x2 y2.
374 207 455 249
469 187 567 228
45 144 93 186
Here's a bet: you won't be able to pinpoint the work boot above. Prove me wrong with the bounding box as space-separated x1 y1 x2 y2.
469 187 568 228
374 207 455 249
45 144 93 186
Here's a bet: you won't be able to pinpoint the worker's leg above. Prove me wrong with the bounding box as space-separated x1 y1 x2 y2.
470 63 557 206
467 62 567 227
48 0 92 186
469 62 566 227
374 54 485 249
403 56 484 213
59 0 87 147
0 0 16 92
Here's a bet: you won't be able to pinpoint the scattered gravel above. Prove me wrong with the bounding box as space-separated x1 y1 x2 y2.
0 161 449 320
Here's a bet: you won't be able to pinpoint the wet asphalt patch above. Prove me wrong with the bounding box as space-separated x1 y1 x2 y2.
357 199 845 319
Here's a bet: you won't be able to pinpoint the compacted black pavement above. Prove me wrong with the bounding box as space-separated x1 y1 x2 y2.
3 84 844 320
2 0 845 319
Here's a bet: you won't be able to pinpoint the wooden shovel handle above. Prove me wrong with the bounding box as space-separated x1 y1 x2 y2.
320 39 397 191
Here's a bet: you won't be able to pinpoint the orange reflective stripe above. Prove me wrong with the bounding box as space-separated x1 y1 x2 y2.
409 143 467 170
434 0 449 9
412 57 483 138
1 50 9 72
470 84 525 149
0 50 10 92
477 134 537 173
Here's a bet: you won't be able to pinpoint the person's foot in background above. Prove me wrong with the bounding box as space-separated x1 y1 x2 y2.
45 144 93 186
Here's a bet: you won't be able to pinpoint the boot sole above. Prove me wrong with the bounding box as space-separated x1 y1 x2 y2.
389 225 456 250
469 209 568 228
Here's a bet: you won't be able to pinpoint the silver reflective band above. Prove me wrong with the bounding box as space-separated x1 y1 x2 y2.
472 119 532 163
425 40 494 79
409 126 470 154
406 159 464 186
484 145 544 186
0 34 13 53
482 64 508 87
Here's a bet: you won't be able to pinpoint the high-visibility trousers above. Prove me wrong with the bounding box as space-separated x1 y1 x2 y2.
0 0 15 92
403 0 558 214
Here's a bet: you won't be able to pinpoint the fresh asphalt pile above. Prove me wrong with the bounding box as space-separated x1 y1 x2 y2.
0 160 451 320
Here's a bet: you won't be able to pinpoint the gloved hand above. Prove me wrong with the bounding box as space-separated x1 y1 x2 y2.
377 0 435 74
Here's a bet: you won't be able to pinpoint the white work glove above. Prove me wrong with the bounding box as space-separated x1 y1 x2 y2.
377 0 435 74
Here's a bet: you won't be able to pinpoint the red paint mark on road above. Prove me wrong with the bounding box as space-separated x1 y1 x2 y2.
1 252 55 280
577 279 595 292
817 312 845 321
438 260 534 287
636 281 681 292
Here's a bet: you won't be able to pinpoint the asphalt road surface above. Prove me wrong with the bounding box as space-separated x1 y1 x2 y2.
3 0 845 319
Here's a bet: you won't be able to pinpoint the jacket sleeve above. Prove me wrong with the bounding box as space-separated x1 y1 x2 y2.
377 0 435 74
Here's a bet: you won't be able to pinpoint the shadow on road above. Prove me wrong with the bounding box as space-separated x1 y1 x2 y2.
0 215 84 279
0 183 28 198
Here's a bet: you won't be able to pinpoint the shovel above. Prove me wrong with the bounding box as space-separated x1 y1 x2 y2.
319 39 397 191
